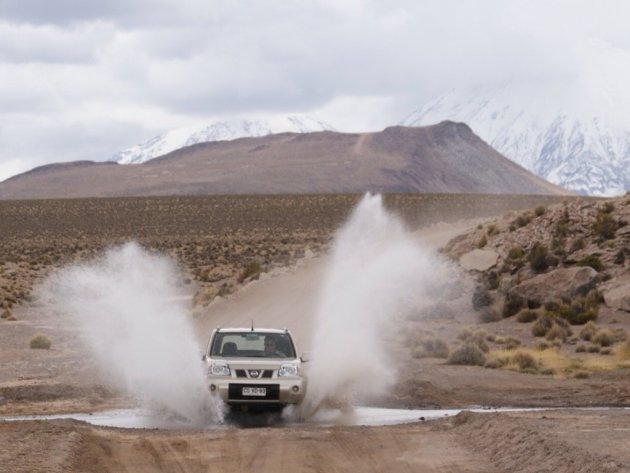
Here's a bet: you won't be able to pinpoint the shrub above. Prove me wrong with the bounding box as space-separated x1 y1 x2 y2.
601 202 615 214
472 286 492 310
577 255 604 272
447 343 486 366
614 249 626 265
512 351 538 371
514 213 532 228
237 261 262 283
551 237 566 257
534 205 546 217
1 309 11 319
479 307 501 323
579 321 598 341
587 345 601 353
593 212 618 240
532 316 554 337
546 298 598 326
504 337 522 350
487 224 500 236
413 338 450 359
485 271 499 290
569 238 585 253
507 246 524 260
29 334 51 350
477 235 488 249
545 323 569 342
617 341 630 360
484 358 505 369
515 309 537 323
574 371 590 379
593 329 616 347
503 293 525 318
555 208 571 238
457 329 473 342
575 344 587 353
528 242 549 273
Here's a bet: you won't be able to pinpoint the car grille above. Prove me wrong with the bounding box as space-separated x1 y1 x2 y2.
228 384 280 401
235 369 274 378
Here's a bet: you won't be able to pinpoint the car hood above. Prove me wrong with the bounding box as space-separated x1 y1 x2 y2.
210 358 299 369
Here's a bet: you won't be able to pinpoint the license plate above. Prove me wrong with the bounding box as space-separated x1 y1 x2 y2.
243 387 266 396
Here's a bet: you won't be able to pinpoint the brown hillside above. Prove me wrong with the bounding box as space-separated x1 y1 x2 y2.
0 122 569 199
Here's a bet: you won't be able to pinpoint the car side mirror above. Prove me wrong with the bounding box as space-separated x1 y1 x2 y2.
300 351 312 363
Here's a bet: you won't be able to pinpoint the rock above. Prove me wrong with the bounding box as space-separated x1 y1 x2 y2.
509 266 598 307
459 249 498 272
602 277 630 312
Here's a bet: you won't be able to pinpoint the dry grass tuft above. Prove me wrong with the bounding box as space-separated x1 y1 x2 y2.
616 341 630 361
487 346 628 377
515 309 537 323
579 321 598 341
413 338 450 359
447 343 486 366
29 333 51 350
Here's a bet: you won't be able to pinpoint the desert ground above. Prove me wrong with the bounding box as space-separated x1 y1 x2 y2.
1 194 630 472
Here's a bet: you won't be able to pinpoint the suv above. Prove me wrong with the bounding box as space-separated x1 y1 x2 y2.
203 327 307 408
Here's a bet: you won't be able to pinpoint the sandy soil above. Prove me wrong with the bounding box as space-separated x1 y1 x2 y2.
1 218 630 472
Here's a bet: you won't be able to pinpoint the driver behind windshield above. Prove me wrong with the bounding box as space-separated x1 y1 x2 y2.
264 335 284 357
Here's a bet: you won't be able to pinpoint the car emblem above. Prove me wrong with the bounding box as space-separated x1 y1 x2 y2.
248 370 260 377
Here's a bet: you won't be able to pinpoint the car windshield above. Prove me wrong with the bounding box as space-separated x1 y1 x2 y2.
210 332 296 358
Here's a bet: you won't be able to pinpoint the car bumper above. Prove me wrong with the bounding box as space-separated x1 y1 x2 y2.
208 377 306 405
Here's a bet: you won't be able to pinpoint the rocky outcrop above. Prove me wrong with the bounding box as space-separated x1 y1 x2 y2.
459 249 499 272
508 267 598 309
601 275 630 312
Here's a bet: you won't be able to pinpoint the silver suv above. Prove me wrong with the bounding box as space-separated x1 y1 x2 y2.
204 327 307 408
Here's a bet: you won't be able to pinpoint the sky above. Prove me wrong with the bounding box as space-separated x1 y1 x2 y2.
1 0 629 181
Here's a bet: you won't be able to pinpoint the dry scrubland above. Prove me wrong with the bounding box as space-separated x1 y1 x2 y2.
0 193 565 313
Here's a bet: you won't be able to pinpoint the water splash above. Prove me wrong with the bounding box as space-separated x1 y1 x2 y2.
40 242 223 425
301 193 458 416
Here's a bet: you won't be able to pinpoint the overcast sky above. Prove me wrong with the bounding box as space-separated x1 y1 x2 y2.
1 0 629 181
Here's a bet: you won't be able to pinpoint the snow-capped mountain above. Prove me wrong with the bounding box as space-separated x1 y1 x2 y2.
112 115 335 165
402 52 630 196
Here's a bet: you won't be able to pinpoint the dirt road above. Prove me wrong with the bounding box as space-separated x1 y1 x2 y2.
2 408 629 473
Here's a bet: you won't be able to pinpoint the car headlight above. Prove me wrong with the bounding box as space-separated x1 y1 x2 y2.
278 363 300 377
209 360 231 376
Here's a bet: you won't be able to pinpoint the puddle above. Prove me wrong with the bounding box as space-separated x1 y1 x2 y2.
0 408 199 430
0 406 583 429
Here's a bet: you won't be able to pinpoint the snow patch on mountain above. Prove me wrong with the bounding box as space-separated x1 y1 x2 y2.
403 42 630 196
112 115 335 165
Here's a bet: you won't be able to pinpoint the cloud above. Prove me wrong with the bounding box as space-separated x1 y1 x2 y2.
0 20 115 63
0 0 629 178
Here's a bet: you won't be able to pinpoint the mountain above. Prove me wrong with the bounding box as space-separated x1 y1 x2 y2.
403 75 630 196
0 122 569 200
112 115 335 164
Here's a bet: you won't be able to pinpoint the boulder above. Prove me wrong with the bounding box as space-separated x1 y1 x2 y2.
459 249 498 272
509 266 598 307
602 276 630 312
